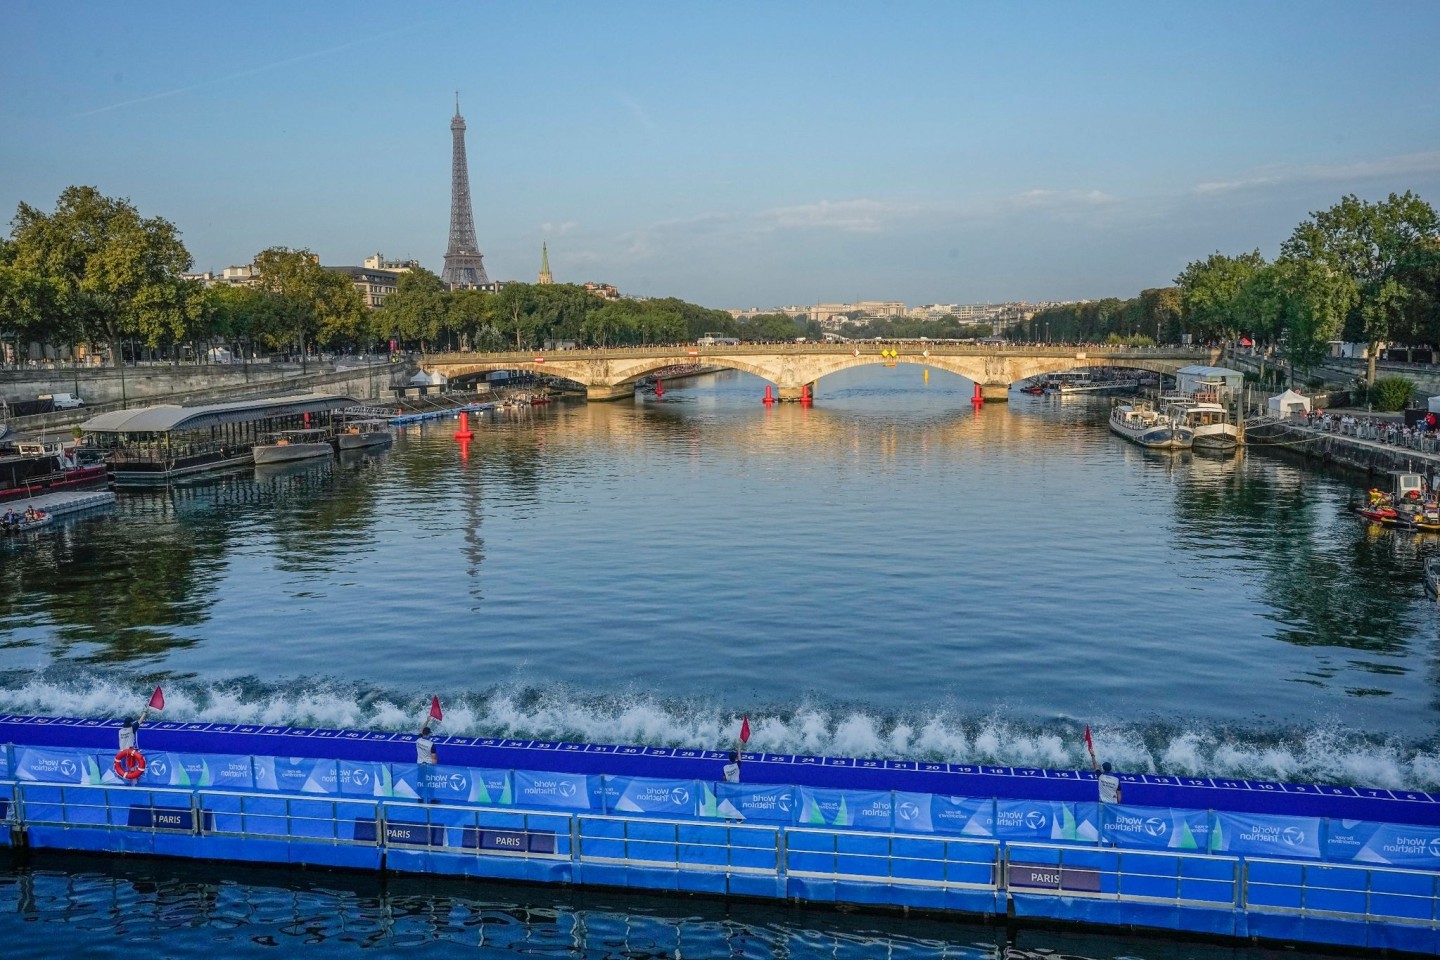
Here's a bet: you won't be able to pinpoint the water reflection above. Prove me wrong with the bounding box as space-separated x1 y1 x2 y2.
0 853 1339 960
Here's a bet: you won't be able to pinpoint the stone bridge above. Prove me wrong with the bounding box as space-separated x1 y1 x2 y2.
423 343 1220 402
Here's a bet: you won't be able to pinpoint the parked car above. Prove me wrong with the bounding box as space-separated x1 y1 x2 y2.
39 392 84 409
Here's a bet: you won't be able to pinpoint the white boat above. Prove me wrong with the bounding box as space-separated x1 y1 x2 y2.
1426 556 1440 600
1109 402 1192 449
336 419 393 451
1172 401 1238 452
252 429 334 465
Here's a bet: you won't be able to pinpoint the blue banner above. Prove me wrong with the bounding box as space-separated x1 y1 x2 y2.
139 752 254 790
1101 803 1210 851
1210 810 1323 859
1325 819 1440 869
994 799 1098 843
713 783 795 823
336 760 403 798
893 792 994 837
420 765 512 806
253 756 337 795
797 787 892 830
513 769 594 811
605 777 700 817
12 747 104 784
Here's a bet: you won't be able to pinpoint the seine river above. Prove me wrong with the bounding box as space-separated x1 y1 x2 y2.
1 364 1437 957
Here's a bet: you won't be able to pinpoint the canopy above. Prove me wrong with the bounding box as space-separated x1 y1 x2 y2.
1427 396 1440 415
1267 389 1311 415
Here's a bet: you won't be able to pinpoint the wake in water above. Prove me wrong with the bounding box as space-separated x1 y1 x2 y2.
1 670 1437 791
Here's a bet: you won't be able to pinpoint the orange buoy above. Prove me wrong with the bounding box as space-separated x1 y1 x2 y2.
454 411 473 439
113 748 147 781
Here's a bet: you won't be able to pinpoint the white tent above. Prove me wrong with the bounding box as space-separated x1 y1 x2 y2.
407 370 447 387
206 346 233 364
1427 396 1440 415
1267 389 1311 415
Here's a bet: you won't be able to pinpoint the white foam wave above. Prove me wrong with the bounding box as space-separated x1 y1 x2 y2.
1 675 1436 791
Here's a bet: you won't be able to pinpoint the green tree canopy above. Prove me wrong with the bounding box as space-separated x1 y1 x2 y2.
8 185 197 365
1175 250 1267 341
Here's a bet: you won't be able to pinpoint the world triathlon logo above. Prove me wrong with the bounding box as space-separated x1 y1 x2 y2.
352 769 371 787
1428 837 1440 859
1144 817 1169 838
1282 827 1306 846
557 781 577 799
897 801 922 822
1024 811 1048 831
670 787 690 806
777 793 793 814
449 774 467 793
147 758 169 780
58 759 77 779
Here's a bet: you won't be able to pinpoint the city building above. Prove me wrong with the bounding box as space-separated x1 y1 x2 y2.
584 282 620 300
363 253 420 273
326 265 403 309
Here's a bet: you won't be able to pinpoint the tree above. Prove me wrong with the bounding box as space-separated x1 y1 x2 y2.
581 300 638 346
1273 258 1355 377
8 185 196 366
1175 250 1267 341
1280 191 1440 384
377 267 449 351
493 283 540 349
251 247 366 360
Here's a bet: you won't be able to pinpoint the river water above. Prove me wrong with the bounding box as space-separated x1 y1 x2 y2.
0 365 1437 956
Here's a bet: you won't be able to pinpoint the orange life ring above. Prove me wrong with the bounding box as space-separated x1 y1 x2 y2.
113 747 147 781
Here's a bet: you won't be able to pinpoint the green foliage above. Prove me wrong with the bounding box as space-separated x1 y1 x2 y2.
7 185 196 363
1369 375 1416 412
1175 250 1267 340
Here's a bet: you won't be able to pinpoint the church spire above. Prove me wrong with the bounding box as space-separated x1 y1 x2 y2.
537 241 553 284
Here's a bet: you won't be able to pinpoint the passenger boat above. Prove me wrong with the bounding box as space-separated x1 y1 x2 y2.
336 419 393 451
252 429 334 465
1171 401 1238 452
82 394 357 486
0 441 109 503
1018 377 1048 395
1426 556 1440 599
1109 402 1191 449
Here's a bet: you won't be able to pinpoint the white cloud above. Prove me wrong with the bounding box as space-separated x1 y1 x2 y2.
540 220 579 237
753 199 913 232
1194 151 1440 194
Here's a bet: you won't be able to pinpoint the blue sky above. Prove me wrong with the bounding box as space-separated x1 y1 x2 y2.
4 1 1439 308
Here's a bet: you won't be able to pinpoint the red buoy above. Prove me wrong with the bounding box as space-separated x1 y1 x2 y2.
655 379 664 398
972 383 984 408
800 383 812 405
454 411 473 439
762 385 775 404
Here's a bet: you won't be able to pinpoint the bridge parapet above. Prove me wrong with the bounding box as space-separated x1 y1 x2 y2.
422 345 1218 402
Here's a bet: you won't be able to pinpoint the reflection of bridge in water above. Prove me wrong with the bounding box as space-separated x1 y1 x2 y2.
423 343 1218 402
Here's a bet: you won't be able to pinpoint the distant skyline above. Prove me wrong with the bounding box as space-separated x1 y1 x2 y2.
4 1 1440 308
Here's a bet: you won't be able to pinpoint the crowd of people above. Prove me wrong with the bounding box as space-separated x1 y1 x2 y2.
1297 409 1440 452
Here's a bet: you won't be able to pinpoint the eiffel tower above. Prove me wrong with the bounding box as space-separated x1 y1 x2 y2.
441 93 490 289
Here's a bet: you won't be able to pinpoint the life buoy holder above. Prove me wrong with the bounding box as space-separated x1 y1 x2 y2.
114 747 147 781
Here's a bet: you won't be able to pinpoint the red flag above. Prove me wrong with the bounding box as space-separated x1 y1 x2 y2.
148 687 165 712
429 696 443 722
739 715 751 745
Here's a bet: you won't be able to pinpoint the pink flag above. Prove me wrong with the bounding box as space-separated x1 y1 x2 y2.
148 687 165 712
429 696 443 722
739 715 751 745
